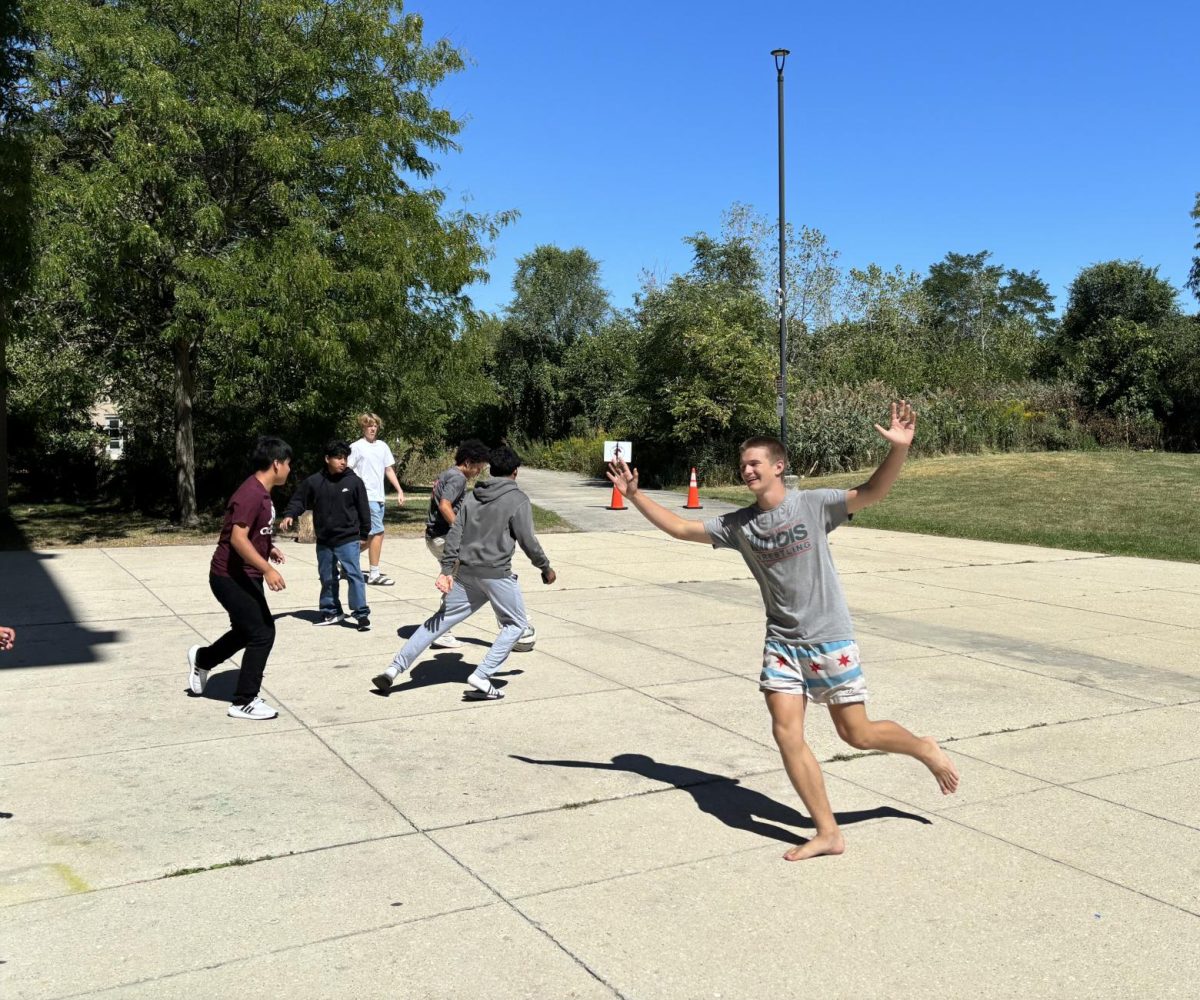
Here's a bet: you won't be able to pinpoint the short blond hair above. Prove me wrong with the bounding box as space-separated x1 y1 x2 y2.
358 412 382 431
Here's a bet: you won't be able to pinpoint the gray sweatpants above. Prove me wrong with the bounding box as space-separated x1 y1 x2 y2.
389 573 530 679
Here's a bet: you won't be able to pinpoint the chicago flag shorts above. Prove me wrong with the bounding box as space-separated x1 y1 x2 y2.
760 639 869 705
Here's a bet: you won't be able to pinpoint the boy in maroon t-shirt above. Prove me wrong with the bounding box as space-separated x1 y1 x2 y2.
187 437 292 720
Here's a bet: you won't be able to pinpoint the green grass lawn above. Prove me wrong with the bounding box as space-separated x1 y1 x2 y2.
1 485 573 550
695 451 1200 563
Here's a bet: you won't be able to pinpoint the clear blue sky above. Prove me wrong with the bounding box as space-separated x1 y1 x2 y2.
420 0 1199 316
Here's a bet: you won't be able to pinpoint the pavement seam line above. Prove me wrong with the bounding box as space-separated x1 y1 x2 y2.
265 682 630 1000
40 899 504 1000
939 747 1200 833
821 766 1200 920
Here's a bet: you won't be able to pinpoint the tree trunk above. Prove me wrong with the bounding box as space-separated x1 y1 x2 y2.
173 335 199 526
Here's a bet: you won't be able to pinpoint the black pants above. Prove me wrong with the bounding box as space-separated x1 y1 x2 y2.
200 573 275 704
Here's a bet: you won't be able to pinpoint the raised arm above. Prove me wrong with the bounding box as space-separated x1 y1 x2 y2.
605 459 711 544
846 400 915 515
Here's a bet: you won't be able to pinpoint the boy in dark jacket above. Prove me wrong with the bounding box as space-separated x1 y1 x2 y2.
373 446 556 699
280 440 372 629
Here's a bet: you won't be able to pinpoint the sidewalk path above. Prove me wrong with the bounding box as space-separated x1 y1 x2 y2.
2 526 1198 998
518 466 742 531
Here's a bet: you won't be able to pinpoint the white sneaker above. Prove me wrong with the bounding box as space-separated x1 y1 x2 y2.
432 632 461 649
187 645 208 695
226 697 278 720
466 672 505 700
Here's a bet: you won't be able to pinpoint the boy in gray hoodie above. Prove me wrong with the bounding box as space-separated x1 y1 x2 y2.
372 446 557 699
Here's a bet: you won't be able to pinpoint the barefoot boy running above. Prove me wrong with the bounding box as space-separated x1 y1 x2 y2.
607 401 958 861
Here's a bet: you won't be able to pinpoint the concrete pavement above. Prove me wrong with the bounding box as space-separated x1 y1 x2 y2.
2 505 1199 997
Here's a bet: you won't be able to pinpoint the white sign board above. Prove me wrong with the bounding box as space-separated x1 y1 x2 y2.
603 440 633 463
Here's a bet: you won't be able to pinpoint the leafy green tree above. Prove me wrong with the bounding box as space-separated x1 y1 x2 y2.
562 313 644 435
495 244 609 438
1052 261 1182 432
923 251 1054 350
1072 317 1166 414
720 202 840 345
24 0 508 522
1058 260 1178 344
1188 193 1200 304
0 0 34 509
631 236 773 463
1158 315 1200 447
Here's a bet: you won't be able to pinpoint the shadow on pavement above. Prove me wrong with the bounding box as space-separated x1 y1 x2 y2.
512 752 931 846
395 622 490 647
371 652 522 696
0 517 120 668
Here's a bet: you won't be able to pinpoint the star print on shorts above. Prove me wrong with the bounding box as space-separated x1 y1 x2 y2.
760 639 868 704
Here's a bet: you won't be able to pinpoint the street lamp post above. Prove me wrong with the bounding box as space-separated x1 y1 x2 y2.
771 48 790 462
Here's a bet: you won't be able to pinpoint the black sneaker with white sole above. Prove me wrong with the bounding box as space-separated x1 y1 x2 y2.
354 615 371 631
314 613 344 626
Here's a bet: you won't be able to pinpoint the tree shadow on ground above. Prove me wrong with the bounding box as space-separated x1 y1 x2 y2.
370 652 522 696
511 752 931 846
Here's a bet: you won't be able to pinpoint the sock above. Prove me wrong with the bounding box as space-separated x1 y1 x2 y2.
369 564 380 578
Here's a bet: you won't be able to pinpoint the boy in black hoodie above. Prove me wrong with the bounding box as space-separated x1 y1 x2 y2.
280 440 372 629
372 446 556 699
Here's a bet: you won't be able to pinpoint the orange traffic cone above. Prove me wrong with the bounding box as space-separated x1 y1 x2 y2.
684 467 703 509
607 483 626 510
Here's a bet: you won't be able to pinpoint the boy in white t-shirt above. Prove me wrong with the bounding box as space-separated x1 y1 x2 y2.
348 412 405 585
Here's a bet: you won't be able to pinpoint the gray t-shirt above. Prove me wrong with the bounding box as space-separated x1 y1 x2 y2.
425 467 469 538
704 488 853 645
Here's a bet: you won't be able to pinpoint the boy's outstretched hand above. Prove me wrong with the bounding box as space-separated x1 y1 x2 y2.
606 458 639 497
874 400 917 448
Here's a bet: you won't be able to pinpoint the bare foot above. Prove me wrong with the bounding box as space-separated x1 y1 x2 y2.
783 831 846 862
920 736 959 795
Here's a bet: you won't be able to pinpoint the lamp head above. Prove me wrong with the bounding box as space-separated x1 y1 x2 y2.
772 48 790 73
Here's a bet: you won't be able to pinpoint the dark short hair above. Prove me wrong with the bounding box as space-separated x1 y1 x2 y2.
324 439 352 459
738 435 786 465
488 445 522 478
252 436 292 471
455 438 491 465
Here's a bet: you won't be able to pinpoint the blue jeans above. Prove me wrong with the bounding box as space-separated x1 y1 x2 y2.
316 541 369 619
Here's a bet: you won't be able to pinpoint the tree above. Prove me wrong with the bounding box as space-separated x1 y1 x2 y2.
1188 193 1200 304
562 313 643 435
0 0 34 510
1058 260 1178 344
923 251 1054 350
494 245 609 438
720 202 840 348
631 235 773 458
1054 261 1183 434
25 1 508 522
